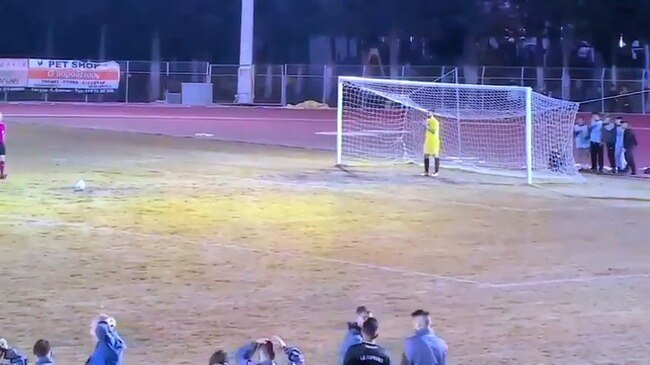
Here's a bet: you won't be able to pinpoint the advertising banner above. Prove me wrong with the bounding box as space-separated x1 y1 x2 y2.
28 59 121 93
0 58 29 91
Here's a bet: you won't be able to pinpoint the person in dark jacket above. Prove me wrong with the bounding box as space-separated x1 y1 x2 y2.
209 350 228 365
33 339 56 365
343 317 390 365
621 121 638 175
602 117 618 172
400 310 447 365
0 338 28 365
339 306 372 364
589 113 604 172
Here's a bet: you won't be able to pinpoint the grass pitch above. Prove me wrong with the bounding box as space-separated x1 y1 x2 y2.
1 122 649 364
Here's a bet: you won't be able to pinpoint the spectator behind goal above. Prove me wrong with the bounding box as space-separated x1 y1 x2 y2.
343 317 390 365
615 118 627 172
589 113 604 172
401 310 447 365
33 339 55 365
573 117 590 168
0 338 28 365
621 121 638 175
602 117 618 173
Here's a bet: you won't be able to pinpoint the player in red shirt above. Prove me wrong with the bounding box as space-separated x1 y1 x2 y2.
0 112 7 179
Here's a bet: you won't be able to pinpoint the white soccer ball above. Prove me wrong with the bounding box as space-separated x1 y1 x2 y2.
74 180 86 192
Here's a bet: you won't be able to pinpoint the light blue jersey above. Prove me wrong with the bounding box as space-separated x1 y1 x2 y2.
88 322 126 365
403 329 447 365
589 119 603 143
574 124 590 149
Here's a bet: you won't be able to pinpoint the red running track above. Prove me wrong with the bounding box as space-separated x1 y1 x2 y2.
1 103 650 168
0 103 337 150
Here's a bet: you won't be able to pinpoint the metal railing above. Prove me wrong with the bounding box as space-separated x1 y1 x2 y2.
3 61 650 113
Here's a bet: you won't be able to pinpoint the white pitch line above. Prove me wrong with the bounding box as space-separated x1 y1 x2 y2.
216 175 530 212
2 217 485 286
7 113 333 123
315 130 410 136
485 273 650 288
4 217 648 290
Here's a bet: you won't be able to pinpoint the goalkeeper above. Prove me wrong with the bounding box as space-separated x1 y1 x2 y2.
422 111 441 176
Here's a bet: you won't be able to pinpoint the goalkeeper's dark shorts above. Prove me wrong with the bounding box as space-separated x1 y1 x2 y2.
0 143 5 156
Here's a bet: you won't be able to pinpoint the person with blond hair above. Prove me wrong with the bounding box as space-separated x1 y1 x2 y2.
86 314 126 365
0 337 28 365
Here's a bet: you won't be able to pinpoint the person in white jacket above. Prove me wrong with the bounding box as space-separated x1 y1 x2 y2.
614 117 627 172
573 117 590 168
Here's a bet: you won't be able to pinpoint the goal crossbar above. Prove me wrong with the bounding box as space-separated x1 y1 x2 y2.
350 84 429 114
339 76 528 92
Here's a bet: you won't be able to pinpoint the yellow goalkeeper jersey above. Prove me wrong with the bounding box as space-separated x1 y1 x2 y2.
426 117 440 140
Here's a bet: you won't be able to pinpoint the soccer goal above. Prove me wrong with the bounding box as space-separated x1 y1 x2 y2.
336 76 583 184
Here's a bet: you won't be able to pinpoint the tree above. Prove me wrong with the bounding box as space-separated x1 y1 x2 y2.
580 0 650 66
512 0 650 67
339 0 486 74
256 0 328 63
0 0 37 56
509 0 580 67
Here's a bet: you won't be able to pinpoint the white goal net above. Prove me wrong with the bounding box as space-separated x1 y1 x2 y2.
336 76 583 184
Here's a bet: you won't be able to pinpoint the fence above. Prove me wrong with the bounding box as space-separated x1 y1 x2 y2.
3 61 650 113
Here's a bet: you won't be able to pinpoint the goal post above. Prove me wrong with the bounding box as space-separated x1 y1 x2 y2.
336 76 583 184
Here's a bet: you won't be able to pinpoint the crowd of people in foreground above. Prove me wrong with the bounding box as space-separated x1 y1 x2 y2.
206 305 448 365
574 113 640 175
1 307 448 365
1 314 125 365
